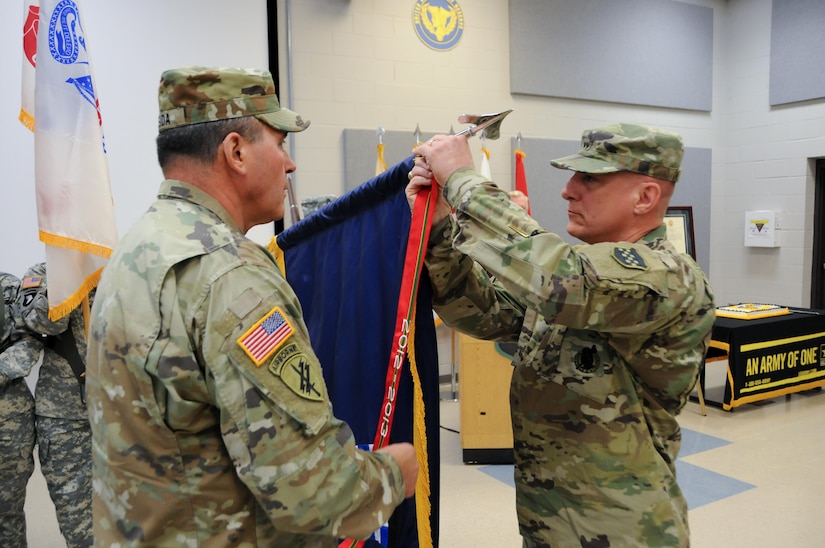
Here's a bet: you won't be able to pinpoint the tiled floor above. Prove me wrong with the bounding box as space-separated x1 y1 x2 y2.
24 366 825 547
437 374 825 547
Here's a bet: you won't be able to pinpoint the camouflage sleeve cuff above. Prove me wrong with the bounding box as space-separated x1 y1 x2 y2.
427 215 453 248
443 166 483 207
374 450 406 503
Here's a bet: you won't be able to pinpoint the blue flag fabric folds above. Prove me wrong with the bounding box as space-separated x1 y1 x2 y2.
277 156 440 547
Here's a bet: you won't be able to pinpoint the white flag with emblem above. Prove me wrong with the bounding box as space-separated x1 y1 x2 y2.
21 0 117 320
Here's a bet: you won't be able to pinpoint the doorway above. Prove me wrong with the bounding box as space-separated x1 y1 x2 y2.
812 159 825 309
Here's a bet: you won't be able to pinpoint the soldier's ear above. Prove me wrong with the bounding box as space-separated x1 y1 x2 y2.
219 132 249 176
633 180 661 215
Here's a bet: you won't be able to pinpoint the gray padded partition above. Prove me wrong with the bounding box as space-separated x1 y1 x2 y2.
511 138 580 246
508 0 713 112
343 129 439 192
769 0 825 106
340 129 711 275
675 147 712 275
511 137 712 275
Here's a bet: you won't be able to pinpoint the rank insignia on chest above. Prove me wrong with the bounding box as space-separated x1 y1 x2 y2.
238 306 294 366
574 345 601 374
612 246 648 270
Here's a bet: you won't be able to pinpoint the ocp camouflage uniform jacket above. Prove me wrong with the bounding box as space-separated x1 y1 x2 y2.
426 168 715 548
86 180 406 547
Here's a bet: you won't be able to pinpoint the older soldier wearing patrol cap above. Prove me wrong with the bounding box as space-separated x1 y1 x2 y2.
407 123 715 547
85 66 418 547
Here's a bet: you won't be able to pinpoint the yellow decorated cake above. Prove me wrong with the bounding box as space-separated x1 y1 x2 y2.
716 303 790 320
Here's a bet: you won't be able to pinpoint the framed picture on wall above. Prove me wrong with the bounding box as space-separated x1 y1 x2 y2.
665 206 696 259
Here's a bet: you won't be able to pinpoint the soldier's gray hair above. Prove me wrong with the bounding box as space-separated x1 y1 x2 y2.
156 116 263 168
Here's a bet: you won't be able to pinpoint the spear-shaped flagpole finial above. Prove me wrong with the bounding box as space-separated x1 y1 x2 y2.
455 109 513 140
377 125 385 145
517 131 523 150
414 123 422 145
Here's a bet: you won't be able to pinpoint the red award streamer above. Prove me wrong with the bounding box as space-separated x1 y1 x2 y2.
339 182 438 548
373 184 437 450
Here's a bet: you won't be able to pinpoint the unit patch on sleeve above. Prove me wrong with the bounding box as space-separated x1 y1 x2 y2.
611 246 648 270
237 306 294 366
269 343 325 401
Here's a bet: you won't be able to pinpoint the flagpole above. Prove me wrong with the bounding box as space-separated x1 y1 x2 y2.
447 327 458 401
82 296 90 337
286 174 301 223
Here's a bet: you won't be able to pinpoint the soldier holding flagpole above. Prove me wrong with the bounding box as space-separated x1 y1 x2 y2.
85 66 418 546
407 124 714 547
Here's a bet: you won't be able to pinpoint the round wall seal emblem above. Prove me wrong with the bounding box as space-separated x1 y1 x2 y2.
412 0 464 51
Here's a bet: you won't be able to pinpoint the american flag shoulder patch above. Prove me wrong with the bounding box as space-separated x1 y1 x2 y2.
237 306 295 366
22 275 43 289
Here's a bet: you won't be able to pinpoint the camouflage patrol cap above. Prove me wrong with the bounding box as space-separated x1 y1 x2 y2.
157 66 310 133
550 123 683 183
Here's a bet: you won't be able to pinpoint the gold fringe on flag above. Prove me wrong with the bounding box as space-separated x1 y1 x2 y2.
39 230 114 259
407 301 433 548
267 236 286 276
45 268 102 322
19 108 34 131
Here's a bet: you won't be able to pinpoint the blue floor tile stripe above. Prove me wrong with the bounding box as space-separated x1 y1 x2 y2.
676 459 755 509
679 427 730 457
477 428 755 510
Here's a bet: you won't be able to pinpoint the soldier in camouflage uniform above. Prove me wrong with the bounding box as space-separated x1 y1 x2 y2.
15 263 93 548
0 272 36 548
407 124 715 547
85 66 418 547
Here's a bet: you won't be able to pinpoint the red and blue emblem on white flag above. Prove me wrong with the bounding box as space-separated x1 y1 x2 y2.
20 0 118 320
238 307 295 366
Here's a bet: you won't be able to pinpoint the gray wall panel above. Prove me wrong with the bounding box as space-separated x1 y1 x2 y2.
769 0 825 106
343 129 437 192
511 137 712 275
509 0 713 112
341 129 711 275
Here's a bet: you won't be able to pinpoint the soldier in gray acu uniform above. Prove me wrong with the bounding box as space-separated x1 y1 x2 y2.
407 124 715 547
0 265 92 548
86 66 418 547
0 272 36 548
15 263 93 548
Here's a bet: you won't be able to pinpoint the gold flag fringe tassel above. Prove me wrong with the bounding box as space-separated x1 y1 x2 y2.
38 231 112 321
407 300 433 548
